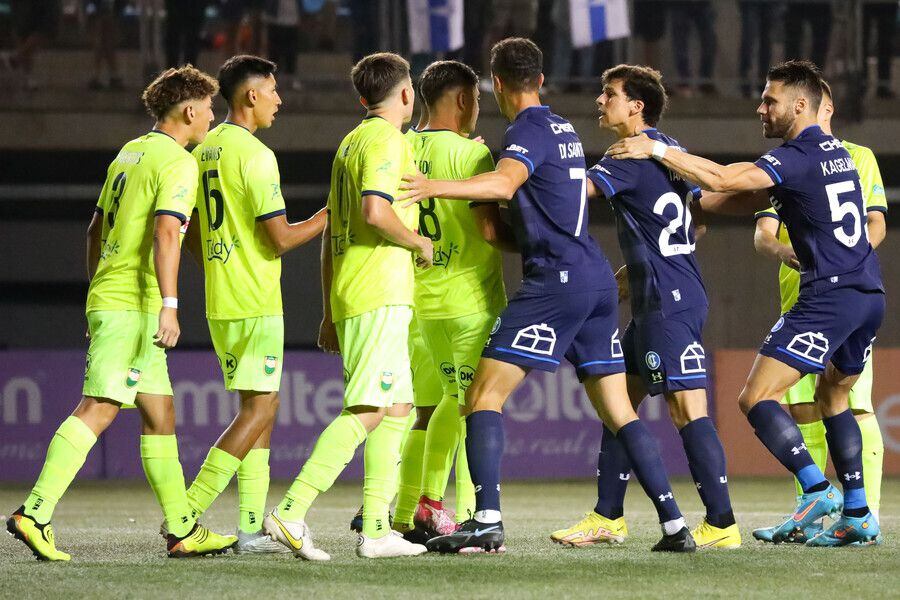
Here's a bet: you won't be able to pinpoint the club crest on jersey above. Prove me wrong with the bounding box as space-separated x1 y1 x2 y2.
771 317 785 333
380 371 394 391
786 332 829 364
512 323 557 356
645 351 661 370
125 368 142 388
264 355 278 375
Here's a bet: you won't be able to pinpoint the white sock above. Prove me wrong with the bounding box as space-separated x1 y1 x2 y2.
474 509 502 524
662 517 686 536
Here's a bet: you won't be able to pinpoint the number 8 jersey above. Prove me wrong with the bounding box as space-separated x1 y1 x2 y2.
754 124 883 295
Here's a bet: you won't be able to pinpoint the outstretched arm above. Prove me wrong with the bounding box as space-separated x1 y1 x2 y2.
399 158 529 206
700 189 772 216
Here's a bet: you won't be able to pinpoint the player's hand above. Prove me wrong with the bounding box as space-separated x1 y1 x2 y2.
614 265 630 304
399 170 434 207
318 318 340 354
415 235 434 269
606 132 654 160
472 136 485 144
154 307 180 349
778 246 801 271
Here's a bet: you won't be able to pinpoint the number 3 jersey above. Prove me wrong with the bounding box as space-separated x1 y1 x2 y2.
192 122 287 320
754 125 883 295
588 128 706 320
88 131 197 314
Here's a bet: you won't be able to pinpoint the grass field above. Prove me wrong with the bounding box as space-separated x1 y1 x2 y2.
1 477 897 599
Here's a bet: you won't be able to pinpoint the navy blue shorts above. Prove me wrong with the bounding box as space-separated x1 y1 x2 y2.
760 287 884 375
622 308 708 396
482 288 625 381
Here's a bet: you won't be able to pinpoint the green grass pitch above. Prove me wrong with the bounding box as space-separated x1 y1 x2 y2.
1 477 897 598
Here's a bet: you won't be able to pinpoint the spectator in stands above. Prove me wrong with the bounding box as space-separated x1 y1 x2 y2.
4 0 60 90
164 0 207 68
266 0 302 90
86 0 125 91
784 1 832 72
738 0 779 98
632 0 667 70
669 0 718 97
863 0 897 98
349 0 379 62
480 0 539 90
548 0 594 93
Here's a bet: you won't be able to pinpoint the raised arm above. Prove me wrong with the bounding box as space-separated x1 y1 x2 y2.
260 206 328 257
700 189 772 216
399 158 529 206
753 213 799 271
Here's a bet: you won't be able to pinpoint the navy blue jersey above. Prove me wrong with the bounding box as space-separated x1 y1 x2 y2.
755 125 883 294
588 129 707 319
498 105 615 294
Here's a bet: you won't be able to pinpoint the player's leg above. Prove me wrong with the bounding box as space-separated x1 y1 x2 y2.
234 424 290 553
787 381 829 494
846 358 883 522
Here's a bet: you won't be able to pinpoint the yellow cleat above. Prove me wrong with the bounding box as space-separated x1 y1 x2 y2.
691 519 742 549
6 506 71 562
550 512 627 547
166 523 237 558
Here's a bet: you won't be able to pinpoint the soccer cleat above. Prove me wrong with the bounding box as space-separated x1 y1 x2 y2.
550 512 628 547
426 519 506 554
356 531 428 558
805 513 882 547
6 507 70 561
752 520 823 544
166 523 237 558
263 509 330 561
414 500 458 537
392 522 434 545
770 484 843 543
235 528 292 554
651 527 696 553
691 519 741 549
350 505 394 534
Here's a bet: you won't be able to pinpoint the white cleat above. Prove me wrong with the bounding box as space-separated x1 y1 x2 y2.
356 530 428 559
262 509 330 561
235 528 292 554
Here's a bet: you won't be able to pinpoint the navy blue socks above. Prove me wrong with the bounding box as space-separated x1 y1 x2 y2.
594 424 631 520
680 417 735 528
466 410 504 516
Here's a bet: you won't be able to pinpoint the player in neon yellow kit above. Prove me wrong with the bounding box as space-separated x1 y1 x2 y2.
751 80 887 543
183 56 326 554
6 66 237 560
392 60 514 541
265 52 434 559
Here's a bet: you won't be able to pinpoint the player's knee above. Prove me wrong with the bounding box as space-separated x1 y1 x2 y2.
73 397 119 432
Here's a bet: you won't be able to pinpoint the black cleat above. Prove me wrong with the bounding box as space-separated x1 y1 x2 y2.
350 506 393 533
651 526 696 553
426 519 506 554
395 525 433 545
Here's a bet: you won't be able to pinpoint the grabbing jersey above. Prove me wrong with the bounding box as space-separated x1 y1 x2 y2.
588 128 706 320
88 130 197 314
405 128 506 320
754 125 883 295
498 105 614 294
327 116 419 321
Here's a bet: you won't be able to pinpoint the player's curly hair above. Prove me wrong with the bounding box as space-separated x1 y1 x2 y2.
490 37 542 92
601 64 668 127
767 60 824 111
418 60 479 107
141 65 218 120
351 52 411 107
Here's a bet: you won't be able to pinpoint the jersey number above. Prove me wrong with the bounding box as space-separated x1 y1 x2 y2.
107 172 127 229
825 181 863 247
203 169 224 231
419 199 441 241
569 168 586 237
654 191 696 257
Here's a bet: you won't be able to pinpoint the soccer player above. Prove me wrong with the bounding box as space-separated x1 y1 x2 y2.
393 60 512 541
608 60 884 546
264 52 433 559
551 64 739 549
751 80 886 543
401 38 695 554
6 66 237 560
182 55 327 554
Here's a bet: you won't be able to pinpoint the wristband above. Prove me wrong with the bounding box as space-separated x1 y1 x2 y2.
162 297 178 309
651 140 668 161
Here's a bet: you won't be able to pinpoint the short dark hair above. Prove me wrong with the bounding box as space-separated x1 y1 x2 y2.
490 37 542 92
351 52 411 106
601 64 668 127
217 54 277 103
141 65 218 120
767 59 823 111
820 78 833 101
418 60 478 107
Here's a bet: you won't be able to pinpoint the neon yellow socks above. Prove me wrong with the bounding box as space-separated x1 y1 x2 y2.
186 446 241 518
858 415 884 517
794 420 828 497
455 415 476 522
279 410 367 521
238 448 270 534
393 428 426 527
421 395 460 501
140 435 193 538
363 415 407 538
24 416 97 524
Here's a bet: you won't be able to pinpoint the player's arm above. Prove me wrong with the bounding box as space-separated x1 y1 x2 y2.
854 147 888 249
260 206 328 257
700 189 771 215
317 212 339 353
399 158 528 205
867 210 886 248
183 208 204 268
153 214 184 348
362 195 433 267
690 199 708 241
471 203 517 253
607 133 773 192
753 214 799 271
86 211 102 280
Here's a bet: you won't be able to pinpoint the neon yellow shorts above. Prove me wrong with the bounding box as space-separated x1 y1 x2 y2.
208 316 284 392
82 310 172 406
420 310 497 406
409 316 444 408
782 354 874 413
337 305 413 408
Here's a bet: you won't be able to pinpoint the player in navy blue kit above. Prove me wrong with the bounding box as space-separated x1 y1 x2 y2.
609 60 883 547
400 38 695 554
551 65 739 550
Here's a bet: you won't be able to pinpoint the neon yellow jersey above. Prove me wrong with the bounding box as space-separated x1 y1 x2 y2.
756 139 888 313
327 116 418 322
192 122 286 319
87 131 197 314
406 129 506 319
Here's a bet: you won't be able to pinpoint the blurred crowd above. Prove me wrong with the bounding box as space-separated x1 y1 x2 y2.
2 0 897 98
